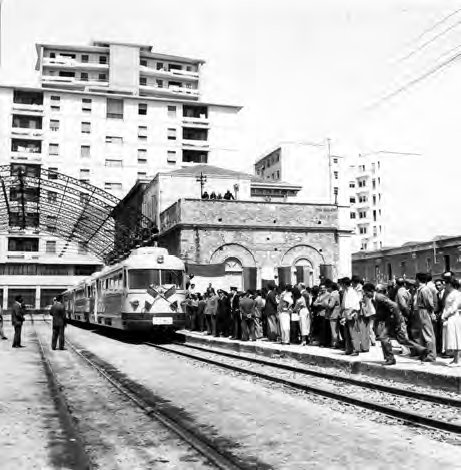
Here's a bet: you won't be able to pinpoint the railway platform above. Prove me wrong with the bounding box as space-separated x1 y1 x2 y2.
176 330 461 393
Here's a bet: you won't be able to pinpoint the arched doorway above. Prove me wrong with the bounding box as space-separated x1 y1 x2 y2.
224 258 243 291
293 258 314 287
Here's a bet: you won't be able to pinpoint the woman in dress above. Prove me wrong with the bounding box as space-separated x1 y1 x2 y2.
264 283 279 341
278 285 293 345
295 288 310 346
442 278 461 366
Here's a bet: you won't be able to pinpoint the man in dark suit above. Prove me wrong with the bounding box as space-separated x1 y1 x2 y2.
363 283 427 365
228 287 241 339
50 295 66 350
239 291 256 341
11 295 25 348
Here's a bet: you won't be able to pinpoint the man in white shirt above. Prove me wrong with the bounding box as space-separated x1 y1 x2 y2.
339 277 361 356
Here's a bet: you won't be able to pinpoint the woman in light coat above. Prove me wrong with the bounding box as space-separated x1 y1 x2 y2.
442 278 461 366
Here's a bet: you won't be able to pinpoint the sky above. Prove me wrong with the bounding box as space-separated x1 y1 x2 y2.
2 0 461 245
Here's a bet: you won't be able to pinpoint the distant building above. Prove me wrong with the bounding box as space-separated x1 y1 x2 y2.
347 151 418 253
352 235 461 283
253 141 349 206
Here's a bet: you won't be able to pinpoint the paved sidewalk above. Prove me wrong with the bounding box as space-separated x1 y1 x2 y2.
0 321 73 469
177 330 461 392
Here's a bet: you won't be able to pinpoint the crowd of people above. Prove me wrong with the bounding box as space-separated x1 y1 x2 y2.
184 271 461 367
201 189 235 200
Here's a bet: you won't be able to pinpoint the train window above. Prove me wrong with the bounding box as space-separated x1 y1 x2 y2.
128 269 160 289
123 270 127 288
161 270 184 288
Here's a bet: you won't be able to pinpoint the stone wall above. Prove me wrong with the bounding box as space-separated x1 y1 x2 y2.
158 199 350 286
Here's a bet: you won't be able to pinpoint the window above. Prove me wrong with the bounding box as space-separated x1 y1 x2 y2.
350 212 356 219
349 197 356 204
129 269 160 289
444 254 451 272
49 52 56 59
105 136 123 144
156 62 164 70
167 150 177 163
334 171 338 179
349 181 355 188
8 238 39 252
45 241 56 253
138 103 147 115
48 168 58 180
81 54 89 63
50 120 59 131
373 210 377 222
51 104 60 112
80 72 88 81
372 195 376 205
98 73 107 81
80 145 90 158
372 179 376 189
373 226 378 236
359 195 367 203
105 159 123 167
139 77 147 86
167 105 176 117
104 182 122 191
50 95 60 102
333 158 338 164
106 98 123 119
140 59 147 66
167 128 176 140
359 211 367 219
138 126 147 139
47 191 57 203
137 171 147 179
358 180 366 187
156 79 163 88
359 227 367 234
49 143 59 156
182 150 207 163
82 98 92 112
99 55 107 64
79 169 90 181
361 242 368 250
138 149 147 164
81 121 91 134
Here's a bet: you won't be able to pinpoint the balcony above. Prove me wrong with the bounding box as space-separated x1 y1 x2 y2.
41 75 109 89
10 150 42 163
11 127 43 139
182 116 209 127
139 84 199 99
12 103 44 115
182 139 209 149
139 65 199 81
43 57 109 70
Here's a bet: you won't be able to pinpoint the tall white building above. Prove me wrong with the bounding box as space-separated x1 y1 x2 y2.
347 151 417 253
0 40 241 310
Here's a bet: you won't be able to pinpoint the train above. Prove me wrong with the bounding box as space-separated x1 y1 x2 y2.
63 246 187 332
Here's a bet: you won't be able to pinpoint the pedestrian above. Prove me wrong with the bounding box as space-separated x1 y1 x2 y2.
295 287 310 345
223 189 234 200
441 278 461 366
327 282 341 348
312 282 330 346
253 290 265 339
0 303 7 340
216 289 230 337
363 283 427 365
11 295 25 348
50 295 67 350
204 290 218 336
352 275 370 352
239 291 256 341
413 272 437 362
290 287 302 344
434 278 446 355
189 294 199 331
196 293 206 332
278 286 293 345
229 287 241 339
265 283 279 341
339 277 361 356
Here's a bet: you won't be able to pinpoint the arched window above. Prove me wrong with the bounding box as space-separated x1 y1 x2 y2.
293 258 313 287
224 258 243 291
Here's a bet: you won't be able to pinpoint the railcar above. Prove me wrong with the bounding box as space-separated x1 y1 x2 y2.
63 247 186 332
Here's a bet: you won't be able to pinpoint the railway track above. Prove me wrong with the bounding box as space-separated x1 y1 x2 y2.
146 341 461 435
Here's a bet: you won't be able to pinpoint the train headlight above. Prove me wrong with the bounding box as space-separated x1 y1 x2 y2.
130 299 140 310
157 255 164 263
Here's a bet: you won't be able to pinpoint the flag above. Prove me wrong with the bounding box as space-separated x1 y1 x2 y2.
169 300 178 312
147 285 159 299
164 285 176 299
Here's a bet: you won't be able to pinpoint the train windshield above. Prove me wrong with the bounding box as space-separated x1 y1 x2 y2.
161 270 184 288
128 269 160 289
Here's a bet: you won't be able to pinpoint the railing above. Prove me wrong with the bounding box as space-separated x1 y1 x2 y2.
12 103 44 113
43 57 109 67
139 84 199 97
139 65 199 80
182 139 209 148
11 128 43 138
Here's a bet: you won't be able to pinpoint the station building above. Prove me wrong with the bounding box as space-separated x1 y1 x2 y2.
0 40 241 310
352 235 461 283
114 164 353 291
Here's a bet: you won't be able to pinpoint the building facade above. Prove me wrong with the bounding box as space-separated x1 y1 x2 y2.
352 235 461 283
347 151 418 253
0 41 242 310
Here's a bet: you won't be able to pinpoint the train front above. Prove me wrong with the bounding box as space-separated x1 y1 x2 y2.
121 247 186 332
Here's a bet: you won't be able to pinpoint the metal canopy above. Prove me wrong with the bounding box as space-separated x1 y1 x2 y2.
0 164 157 264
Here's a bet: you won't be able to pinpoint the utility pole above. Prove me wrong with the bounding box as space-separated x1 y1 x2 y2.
326 137 333 203
196 172 207 197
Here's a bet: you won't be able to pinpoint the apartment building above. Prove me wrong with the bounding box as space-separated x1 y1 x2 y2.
347 152 417 253
0 40 242 310
254 141 350 206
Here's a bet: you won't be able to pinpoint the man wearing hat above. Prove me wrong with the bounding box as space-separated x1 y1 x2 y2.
228 287 241 340
11 295 25 348
363 283 427 365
